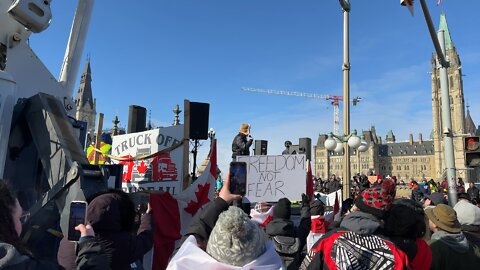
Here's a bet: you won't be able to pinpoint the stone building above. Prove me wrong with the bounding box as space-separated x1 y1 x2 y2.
314 127 436 181
74 59 97 135
314 13 477 182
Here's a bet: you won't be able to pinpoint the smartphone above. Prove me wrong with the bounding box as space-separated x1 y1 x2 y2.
229 162 247 196
67 201 87 241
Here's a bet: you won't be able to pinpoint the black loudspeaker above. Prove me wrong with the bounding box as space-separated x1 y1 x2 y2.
299 137 312 161
189 102 209 140
128 105 147 133
254 140 268 155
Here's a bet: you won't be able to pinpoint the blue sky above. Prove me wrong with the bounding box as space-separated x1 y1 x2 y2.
29 0 480 172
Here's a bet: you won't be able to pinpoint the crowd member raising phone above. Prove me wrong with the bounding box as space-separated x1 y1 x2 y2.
0 180 109 270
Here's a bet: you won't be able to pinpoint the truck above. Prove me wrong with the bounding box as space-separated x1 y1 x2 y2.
0 0 108 259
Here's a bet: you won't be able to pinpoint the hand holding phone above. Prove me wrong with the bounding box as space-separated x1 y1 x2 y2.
229 162 247 196
68 201 88 241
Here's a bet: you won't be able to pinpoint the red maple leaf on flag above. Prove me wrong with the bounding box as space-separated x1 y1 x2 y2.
136 161 148 175
184 182 211 216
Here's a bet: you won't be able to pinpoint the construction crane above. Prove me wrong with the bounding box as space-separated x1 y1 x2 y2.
241 87 362 135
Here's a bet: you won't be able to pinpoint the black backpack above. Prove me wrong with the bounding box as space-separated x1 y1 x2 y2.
272 235 302 269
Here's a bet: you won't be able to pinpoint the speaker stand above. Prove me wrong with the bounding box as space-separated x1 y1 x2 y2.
191 139 199 181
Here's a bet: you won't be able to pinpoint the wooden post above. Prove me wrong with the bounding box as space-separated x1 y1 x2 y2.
183 100 191 190
93 113 104 164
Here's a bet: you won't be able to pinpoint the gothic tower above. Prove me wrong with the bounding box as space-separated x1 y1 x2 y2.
75 59 97 135
431 13 467 180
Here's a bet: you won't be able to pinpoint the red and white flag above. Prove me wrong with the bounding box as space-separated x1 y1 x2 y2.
437 0 442 6
401 0 415 16
250 203 275 227
324 191 340 227
149 140 217 270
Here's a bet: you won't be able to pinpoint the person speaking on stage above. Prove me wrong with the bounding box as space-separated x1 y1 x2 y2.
232 123 253 160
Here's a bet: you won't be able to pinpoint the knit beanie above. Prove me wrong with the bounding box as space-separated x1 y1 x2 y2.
355 179 396 219
206 206 266 266
310 199 325 216
273 198 291 219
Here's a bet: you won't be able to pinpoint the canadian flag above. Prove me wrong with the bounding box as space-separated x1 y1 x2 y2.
149 140 217 270
250 204 275 227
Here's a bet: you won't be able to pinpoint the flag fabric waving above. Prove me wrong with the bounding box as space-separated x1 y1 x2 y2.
437 0 442 6
149 140 217 270
250 203 275 227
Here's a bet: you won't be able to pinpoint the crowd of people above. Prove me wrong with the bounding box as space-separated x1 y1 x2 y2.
1 122 479 270
168 173 480 269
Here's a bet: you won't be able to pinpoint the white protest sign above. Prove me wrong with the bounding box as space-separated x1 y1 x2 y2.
111 125 184 195
237 155 306 202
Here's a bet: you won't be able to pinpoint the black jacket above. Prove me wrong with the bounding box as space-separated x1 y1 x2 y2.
58 193 153 270
0 238 108 270
468 186 480 201
265 201 311 269
232 133 252 159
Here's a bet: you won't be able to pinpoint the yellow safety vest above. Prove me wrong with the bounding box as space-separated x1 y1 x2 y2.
87 142 112 164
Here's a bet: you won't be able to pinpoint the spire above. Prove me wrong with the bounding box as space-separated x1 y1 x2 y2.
438 13 453 51
465 105 477 135
75 59 94 109
386 130 396 143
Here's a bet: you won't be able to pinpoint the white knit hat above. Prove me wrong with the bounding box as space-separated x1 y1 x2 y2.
206 206 266 266
454 199 480 226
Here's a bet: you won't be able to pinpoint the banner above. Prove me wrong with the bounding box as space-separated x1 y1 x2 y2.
111 125 184 195
237 155 306 202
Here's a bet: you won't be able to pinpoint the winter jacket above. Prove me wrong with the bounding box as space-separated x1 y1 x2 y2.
428 230 480 270
467 186 480 201
231 133 252 159
301 211 410 270
265 200 311 269
167 235 283 270
326 180 340 193
1 238 109 270
306 216 327 251
172 198 283 269
58 193 153 270
389 237 432 270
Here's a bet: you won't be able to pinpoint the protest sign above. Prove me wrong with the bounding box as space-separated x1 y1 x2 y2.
237 155 306 202
111 125 184 195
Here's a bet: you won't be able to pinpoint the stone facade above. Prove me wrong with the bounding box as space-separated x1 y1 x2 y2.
314 128 436 181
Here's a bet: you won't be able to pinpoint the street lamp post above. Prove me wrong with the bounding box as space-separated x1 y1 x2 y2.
324 129 369 199
340 0 352 199
208 128 216 148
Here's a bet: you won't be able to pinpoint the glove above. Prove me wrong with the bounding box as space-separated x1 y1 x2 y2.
301 193 309 206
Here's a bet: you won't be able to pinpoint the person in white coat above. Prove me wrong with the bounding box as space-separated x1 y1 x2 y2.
167 174 284 270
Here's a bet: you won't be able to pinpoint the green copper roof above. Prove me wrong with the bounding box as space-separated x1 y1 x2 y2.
439 13 453 50
430 129 434 140
386 130 395 140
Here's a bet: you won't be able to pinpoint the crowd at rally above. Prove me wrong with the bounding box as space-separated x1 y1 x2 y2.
1 169 480 269
0 122 479 269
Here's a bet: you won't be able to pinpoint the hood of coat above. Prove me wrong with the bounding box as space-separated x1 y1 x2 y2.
340 211 383 235
431 230 470 253
0 242 28 268
87 192 133 233
265 219 294 236
167 235 283 270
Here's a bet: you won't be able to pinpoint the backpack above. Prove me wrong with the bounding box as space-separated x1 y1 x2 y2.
272 235 302 269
